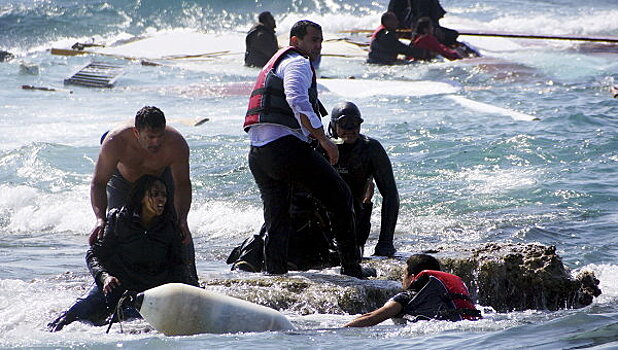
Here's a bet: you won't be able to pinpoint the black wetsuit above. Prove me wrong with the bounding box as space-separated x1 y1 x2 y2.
48 207 196 331
410 0 459 45
244 23 278 67
332 135 399 256
388 0 413 29
367 26 419 65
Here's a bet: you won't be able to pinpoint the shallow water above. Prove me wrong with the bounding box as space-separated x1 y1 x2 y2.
1 0 618 348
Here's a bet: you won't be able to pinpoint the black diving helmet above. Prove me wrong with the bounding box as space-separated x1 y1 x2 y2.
329 101 363 138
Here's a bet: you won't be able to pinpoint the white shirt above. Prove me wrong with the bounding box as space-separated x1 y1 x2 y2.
248 51 323 146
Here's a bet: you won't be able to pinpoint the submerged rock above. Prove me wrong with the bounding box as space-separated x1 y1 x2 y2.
202 242 601 315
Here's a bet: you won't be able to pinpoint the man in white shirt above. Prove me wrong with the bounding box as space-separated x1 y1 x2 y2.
243 20 364 278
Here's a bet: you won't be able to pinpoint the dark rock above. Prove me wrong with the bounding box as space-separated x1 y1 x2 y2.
201 242 601 315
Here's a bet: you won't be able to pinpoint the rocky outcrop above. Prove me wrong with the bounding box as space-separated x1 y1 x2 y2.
202 242 601 315
438 243 602 312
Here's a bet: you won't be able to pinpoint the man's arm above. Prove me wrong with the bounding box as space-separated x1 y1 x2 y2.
281 56 339 164
371 141 400 256
170 134 192 243
344 300 402 327
89 138 120 245
299 114 339 165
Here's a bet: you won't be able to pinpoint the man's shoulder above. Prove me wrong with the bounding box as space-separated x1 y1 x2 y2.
102 125 133 147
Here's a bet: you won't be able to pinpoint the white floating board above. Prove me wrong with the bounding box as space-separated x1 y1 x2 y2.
447 95 539 121
317 78 461 98
137 283 295 336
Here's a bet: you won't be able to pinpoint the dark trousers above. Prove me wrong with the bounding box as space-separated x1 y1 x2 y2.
249 135 360 274
58 283 139 326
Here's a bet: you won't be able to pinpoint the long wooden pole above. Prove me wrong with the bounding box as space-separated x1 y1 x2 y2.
338 29 618 43
458 31 618 43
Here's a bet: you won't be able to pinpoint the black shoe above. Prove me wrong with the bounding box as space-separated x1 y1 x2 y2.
373 242 396 257
340 264 365 279
47 311 76 332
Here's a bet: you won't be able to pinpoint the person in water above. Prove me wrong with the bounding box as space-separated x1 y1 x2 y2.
327 102 400 257
344 253 481 327
367 11 420 65
90 106 198 285
410 17 463 61
244 20 364 278
48 175 197 332
244 11 279 68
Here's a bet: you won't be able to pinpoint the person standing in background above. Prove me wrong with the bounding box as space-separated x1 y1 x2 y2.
244 11 279 67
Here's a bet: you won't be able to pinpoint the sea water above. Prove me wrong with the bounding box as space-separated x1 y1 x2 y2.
1 0 617 349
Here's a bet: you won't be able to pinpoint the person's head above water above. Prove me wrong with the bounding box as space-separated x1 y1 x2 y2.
381 11 399 31
289 20 322 62
402 253 441 289
258 11 276 30
126 175 169 220
134 106 166 154
414 17 435 36
329 101 364 143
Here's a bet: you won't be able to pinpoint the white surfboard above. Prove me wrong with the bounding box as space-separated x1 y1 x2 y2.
136 283 295 336
99 30 245 60
317 78 461 98
447 95 539 121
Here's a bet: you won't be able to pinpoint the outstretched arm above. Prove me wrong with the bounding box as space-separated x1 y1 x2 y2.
344 300 402 327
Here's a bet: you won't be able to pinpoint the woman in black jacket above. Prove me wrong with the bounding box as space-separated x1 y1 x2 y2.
48 175 196 332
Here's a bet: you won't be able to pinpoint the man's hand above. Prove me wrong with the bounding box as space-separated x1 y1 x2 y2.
318 137 339 165
178 220 193 245
88 218 106 245
103 275 121 295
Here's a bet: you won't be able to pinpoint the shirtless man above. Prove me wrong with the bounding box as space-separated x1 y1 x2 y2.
89 106 197 283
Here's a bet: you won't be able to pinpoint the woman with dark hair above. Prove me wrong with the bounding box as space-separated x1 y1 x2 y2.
48 175 197 332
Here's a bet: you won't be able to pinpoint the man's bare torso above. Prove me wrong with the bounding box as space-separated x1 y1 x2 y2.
103 123 186 183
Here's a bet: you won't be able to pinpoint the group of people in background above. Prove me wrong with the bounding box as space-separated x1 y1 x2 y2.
244 0 479 69
48 4 480 332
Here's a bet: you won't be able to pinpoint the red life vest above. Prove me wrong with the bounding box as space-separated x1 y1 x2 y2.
243 46 322 132
412 270 480 320
370 25 386 41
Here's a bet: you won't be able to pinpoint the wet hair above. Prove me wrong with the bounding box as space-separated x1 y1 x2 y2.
414 17 434 36
125 175 169 216
290 20 321 39
381 11 398 26
258 11 273 23
135 106 166 131
405 254 441 276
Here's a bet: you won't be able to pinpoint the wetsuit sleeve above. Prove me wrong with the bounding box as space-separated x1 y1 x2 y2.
86 211 120 288
413 35 461 60
370 140 400 245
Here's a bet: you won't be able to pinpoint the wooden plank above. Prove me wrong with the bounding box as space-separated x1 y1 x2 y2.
64 61 125 88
